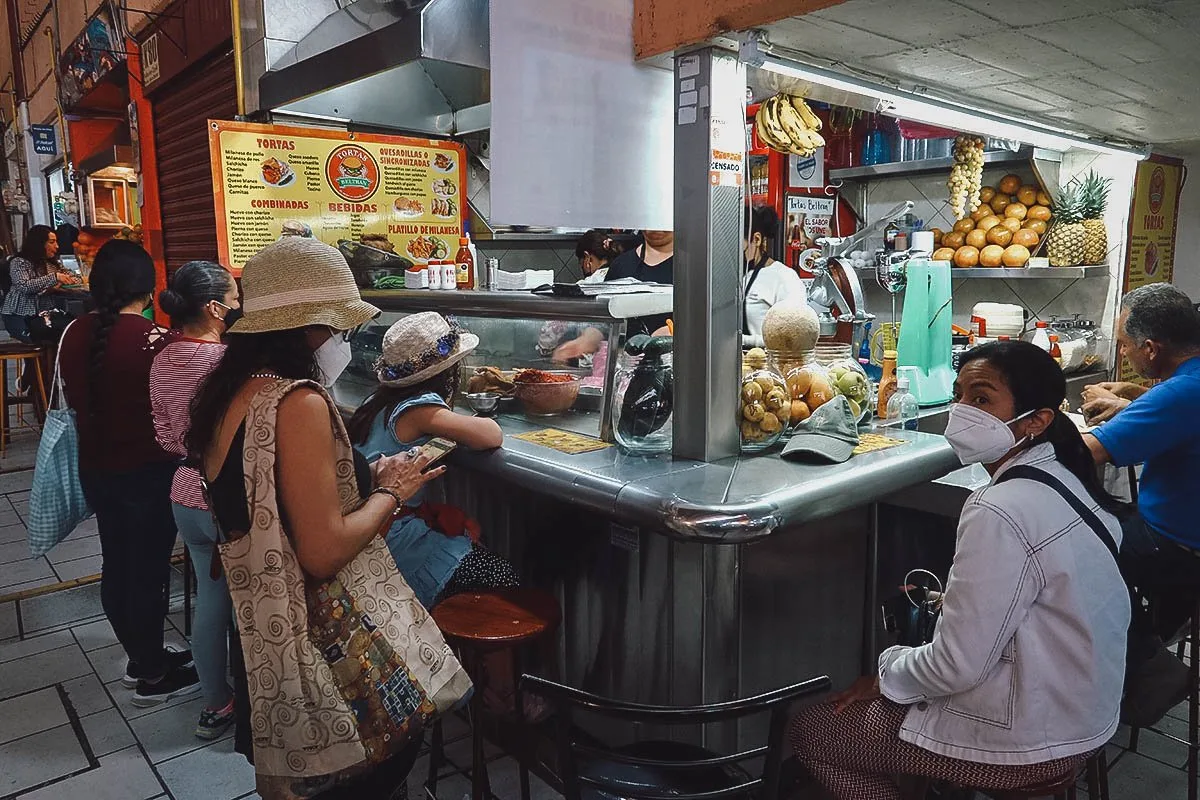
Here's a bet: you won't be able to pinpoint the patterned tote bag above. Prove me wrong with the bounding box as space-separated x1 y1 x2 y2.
28 320 91 558
218 379 472 797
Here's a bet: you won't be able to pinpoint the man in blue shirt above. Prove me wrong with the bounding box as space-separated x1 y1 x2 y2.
1086 284 1200 585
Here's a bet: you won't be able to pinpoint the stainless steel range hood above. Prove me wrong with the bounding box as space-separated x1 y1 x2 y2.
259 0 490 136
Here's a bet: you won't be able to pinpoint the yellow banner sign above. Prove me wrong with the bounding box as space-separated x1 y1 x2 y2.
208 120 466 274
1120 155 1185 383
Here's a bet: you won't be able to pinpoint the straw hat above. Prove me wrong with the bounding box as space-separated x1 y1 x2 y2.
376 312 479 388
230 237 379 334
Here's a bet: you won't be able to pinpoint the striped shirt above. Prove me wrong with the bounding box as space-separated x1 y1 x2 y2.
150 339 226 509
1 257 58 316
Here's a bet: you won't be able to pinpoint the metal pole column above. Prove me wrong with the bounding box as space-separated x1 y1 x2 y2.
671 47 745 463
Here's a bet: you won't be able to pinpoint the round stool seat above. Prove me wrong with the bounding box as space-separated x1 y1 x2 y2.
956 769 1076 799
432 588 560 648
0 342 41 356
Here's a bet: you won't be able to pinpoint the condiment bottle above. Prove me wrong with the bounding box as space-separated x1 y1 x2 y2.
426 260 442 290
877 349 898 419
1031 320 1052 352
440 260 457 291
1049 334 1062 366
455 236 475 289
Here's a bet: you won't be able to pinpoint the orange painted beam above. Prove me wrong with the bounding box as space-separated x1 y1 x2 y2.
634 0 848 59
124 36 168 326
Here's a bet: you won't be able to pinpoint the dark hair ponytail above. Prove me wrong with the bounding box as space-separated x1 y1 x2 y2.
960 340 1127 516
745 204 781 265
87 240 157 414
186 329 321 463
345 367 460 445
159 261 233 327
575 230 623 262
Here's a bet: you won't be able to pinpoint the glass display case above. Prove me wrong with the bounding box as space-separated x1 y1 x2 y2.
332 289 673 442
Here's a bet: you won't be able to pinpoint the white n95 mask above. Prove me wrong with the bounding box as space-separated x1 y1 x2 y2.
943 403 1036 465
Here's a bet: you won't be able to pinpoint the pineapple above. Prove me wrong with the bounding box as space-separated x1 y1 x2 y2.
1046 182 1086 267
1080 170 1112 265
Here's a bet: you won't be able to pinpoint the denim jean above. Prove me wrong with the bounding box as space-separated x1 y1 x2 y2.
80 462 178 677
2 314 30 343
172 503 233 709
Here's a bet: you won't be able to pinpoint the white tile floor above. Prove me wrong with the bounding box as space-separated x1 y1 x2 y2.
0 463 559 799
0 417 1191 798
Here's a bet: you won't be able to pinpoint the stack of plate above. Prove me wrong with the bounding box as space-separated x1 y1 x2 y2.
971 303 1025 339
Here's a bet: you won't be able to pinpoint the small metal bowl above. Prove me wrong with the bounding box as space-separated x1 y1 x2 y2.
466 392 501 417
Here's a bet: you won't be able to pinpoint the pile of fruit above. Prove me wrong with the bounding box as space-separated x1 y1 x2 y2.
784 366 835 426
740 361 791 446
827 362 870 419
1045 171 1111 267
932 173 1051 268
947 135 985 219
754 94 826 157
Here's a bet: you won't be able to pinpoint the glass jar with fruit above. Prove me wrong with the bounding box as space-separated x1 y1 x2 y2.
769 350 834 434
814 343 872 421
740 366 790 453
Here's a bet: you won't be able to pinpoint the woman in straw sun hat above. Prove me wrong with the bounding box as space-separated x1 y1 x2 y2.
187 237 441 799
346 312 518 609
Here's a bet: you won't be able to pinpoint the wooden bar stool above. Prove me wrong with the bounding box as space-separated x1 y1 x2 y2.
909 749 1108 800
428 587 561 800
0 342 47 453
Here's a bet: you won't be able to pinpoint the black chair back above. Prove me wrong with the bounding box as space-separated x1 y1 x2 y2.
521 673 831 800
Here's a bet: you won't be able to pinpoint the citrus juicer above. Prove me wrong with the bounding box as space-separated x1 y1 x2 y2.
895 256 955 407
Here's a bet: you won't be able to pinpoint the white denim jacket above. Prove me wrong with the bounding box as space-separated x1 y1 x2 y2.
879 443 1130 766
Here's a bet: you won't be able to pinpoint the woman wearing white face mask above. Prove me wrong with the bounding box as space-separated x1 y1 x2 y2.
186 237 443 798
790 340 1130 800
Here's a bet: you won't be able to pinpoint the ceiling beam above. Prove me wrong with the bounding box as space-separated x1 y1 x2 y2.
633 0 847 60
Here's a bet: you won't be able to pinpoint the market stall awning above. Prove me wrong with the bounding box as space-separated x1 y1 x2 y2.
258 0 489 136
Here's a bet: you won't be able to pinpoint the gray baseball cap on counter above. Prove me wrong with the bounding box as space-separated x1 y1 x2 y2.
781 395 860 464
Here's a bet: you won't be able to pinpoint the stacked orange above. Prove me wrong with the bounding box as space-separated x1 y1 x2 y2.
932 174 1053 268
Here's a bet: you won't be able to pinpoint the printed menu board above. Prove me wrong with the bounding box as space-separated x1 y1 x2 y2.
208 120 467 274
1119 155 1185 384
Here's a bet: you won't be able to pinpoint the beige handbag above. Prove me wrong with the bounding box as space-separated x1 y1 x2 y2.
218 379 472 798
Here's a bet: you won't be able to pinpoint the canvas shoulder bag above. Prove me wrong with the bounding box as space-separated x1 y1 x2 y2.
217 378 471 799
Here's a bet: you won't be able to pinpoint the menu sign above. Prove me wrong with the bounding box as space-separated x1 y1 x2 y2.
1119 155 1185 383
208 120 467 273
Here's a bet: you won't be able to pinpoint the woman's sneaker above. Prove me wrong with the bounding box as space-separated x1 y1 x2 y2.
132 665 201 707
122 647 194 689
195 700 235 740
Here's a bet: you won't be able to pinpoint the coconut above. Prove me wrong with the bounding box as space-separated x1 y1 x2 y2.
762 301 820 353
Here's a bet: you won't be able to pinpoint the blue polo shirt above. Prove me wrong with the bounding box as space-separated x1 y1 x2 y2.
1093 357 1200 547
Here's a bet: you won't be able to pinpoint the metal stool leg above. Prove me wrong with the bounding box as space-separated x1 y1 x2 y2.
425 718 444 797
0 359 9 454
182 546 193 637
514 647 531 800
467 649 491 800
1189 601 1199 800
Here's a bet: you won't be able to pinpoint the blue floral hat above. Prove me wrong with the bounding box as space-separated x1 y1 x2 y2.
375 311 479 388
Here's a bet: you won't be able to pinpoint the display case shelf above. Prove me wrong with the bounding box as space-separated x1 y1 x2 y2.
855 264 1107 279
829 148 1034 182
950 265 1108 279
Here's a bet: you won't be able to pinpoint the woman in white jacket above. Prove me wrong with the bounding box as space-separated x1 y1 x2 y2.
790 340 1130 799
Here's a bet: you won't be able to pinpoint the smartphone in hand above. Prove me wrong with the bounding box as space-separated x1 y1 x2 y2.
418 437 457 471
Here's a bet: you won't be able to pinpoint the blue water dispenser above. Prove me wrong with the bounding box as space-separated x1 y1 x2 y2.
895 257 954 407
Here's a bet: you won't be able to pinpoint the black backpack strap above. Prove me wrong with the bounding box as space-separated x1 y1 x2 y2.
996 465 1120 564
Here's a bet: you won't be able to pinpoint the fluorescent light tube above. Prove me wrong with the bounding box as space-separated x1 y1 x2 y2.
754 55 1147 160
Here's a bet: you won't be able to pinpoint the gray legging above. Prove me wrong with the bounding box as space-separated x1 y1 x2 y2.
172 504 233 709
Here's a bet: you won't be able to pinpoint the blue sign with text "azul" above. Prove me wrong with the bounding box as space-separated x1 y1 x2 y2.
31 125 57 156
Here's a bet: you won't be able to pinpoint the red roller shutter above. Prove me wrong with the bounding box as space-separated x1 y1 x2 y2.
151 50 237 275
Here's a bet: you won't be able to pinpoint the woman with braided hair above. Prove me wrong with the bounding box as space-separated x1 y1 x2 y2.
58 240 200 706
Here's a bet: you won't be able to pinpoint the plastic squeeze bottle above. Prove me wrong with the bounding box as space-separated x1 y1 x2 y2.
877 349 898 419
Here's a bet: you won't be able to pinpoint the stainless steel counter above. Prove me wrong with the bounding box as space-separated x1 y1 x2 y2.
334 378 961 542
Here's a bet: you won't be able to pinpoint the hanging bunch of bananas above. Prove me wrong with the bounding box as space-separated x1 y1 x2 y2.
755 94 825 157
